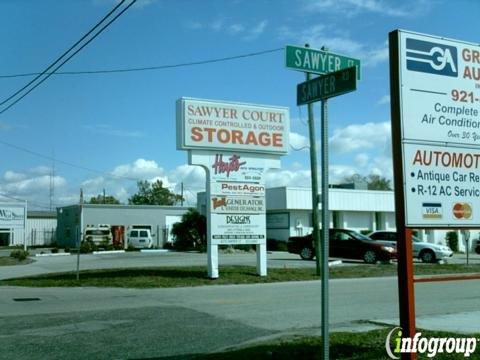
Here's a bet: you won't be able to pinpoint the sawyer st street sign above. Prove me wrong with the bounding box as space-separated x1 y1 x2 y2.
297 67 357 105
286 45 361 80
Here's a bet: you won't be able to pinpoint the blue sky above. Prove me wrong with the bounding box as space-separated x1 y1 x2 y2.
0 0 479 209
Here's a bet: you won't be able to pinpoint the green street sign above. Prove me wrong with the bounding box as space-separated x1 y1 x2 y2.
297 67 357 105
286 45 361 80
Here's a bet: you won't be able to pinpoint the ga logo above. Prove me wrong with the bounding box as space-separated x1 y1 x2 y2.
406 38 458 77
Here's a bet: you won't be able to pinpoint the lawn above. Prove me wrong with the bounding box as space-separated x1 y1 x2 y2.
190 328 480 360
0 257 33 266
2 263 480 288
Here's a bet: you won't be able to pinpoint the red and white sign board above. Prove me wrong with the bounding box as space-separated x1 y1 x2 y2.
393 30 480 227
177 98 289 154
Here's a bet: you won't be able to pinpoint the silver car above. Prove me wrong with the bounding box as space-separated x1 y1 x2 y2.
367 231 453 263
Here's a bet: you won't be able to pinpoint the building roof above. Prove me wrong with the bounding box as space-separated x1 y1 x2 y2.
27 211 57 219
266 186 394 212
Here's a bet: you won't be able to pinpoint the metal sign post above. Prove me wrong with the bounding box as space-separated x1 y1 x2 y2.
320 98 330 360
292 44 359 360
306 70 321 277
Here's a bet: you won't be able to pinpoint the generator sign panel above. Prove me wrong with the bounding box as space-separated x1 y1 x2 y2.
393 30 480 226
177 98 289 155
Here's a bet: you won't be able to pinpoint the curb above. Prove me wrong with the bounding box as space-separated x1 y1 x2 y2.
92 250 126 255
35 253 71 257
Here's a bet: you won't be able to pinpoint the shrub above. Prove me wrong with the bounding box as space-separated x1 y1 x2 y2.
80 240 97 254
51 247 59 254
446 231 459 252
10 249 29 261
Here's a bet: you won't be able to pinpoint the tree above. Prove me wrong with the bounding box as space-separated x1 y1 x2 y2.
171 208 206 250
366 174 392 191
88 194 121 204
341 173 392 191
128 180 183 205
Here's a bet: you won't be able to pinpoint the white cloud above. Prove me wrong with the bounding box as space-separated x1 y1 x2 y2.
84 124 145 138
377 94 390 106
243 20 268 41
303 0 419 18
93 0 158 9
355 153 370 168
187 19 267 41
289 132 309 151
278 25 388 68
329 121 391 154
228 24 245 34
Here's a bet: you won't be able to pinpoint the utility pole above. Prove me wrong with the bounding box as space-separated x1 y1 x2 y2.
181 182 184 206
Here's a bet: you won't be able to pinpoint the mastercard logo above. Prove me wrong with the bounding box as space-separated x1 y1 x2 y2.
452 203 472 219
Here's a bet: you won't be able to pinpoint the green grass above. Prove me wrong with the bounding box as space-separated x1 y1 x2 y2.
0 256 33 266
190 329 480 360
2 263 480 288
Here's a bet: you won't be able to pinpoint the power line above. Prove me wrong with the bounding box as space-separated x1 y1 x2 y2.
0 138 141 182
0 48 284 78
0 0 127 106
0 0 137 115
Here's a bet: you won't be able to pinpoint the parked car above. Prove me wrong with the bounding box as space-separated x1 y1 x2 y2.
127 229 153 249
287 228 396 264
367 230 453 263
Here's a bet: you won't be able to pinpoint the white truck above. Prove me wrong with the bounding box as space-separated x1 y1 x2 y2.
126 225 154 249
84 224 113 245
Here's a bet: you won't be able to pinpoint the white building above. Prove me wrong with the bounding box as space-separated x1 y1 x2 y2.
199 187 470 250
0 202 57 247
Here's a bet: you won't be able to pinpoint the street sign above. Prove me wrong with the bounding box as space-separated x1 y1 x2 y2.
286 45 361 80
297 67 357 105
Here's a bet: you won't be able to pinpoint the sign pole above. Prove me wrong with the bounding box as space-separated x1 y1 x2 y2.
389 30 416 359
320 98 330 359
305 69 321 276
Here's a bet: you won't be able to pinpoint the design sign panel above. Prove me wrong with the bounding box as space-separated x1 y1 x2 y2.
394 30 480 227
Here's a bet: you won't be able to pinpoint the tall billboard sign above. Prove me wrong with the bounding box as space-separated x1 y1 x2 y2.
177 98 289 278
391 30 480 227
390 30 480 353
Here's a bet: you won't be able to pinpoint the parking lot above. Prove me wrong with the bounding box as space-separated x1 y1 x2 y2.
1 249 479 280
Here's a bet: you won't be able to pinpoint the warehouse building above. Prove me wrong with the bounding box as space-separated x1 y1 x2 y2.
0 202 56 247
198 186 467 249
0 201 26 247
56 204 189 248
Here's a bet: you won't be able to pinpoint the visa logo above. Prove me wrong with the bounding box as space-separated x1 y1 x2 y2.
422 202 442 219
406 38 458 77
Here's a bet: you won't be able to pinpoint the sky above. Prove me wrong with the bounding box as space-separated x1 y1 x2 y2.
0 0 479 210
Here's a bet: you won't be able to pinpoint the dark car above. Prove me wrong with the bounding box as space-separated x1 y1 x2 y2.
287 228 397 264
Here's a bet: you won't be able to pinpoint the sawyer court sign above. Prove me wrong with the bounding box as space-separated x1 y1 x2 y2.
391 30 480 227
177 97 289 277
176 98 289 154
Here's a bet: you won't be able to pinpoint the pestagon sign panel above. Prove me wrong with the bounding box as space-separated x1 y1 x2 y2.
393 30 480 227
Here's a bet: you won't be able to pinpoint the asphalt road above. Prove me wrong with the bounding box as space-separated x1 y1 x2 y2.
1 276 479 359
1 251 480 359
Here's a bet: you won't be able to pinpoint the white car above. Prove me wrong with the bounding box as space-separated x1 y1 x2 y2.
367 231 453 263
127 229 153 249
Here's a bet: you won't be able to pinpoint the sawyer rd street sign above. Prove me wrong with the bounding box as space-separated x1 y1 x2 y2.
286 45 361 80
297 67 357 105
